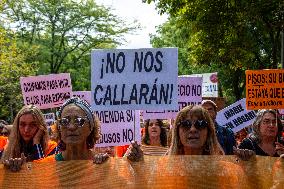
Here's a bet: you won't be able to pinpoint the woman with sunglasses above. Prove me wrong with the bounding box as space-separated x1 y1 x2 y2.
1 105 57 171
37 97 109 164
168 105 224 155
124 105 224 161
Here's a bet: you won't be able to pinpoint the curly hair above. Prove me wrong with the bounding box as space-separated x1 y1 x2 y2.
168 105 224 155
57 97 100 149
1 105 49 160
249 109 283 144
142 119 168 147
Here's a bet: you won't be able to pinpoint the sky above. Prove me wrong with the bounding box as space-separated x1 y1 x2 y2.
96 0 168 49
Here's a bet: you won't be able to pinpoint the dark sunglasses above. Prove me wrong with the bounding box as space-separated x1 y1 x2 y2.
178 120 208 130
59 116 88 128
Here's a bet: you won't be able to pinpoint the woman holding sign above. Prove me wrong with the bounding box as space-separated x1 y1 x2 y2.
236 109 284 159
1 105 57 171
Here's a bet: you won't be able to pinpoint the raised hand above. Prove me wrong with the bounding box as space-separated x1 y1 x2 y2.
233 146 255 161
3 153 27 172
125 141 144 162
93 153 109 164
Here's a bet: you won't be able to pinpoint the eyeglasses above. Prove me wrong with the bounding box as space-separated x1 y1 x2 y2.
262 119 277 126
178 120 208 130
59 116 88 128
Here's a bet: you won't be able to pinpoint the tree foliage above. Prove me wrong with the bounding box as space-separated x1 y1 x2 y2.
1 0 138 90
0 27 38 121
147 0 284 102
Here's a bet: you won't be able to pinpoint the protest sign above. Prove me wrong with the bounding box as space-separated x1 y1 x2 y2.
43 113 55 127
216 98 256 133
73 91 91 104
20 73 72 109
246 69 284 110
91 48 178 111
95 110 141 147
143 76 202 119
1 156 281 188
202 97 226 111
191 72 218 97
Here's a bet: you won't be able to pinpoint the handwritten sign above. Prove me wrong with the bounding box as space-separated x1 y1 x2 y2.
20 73 72 109
216 98 256 133
95 110 141 147
246 69 284 110
91 48 178 111
143 76 202 119
73 91 91 104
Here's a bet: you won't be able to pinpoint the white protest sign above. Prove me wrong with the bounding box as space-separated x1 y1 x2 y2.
91 48 178 111
143 76 202 119
43 113 55 127
95 110 141 147
73 91 91 104
216 98 257 133
20 73 72 109
191 72 218 97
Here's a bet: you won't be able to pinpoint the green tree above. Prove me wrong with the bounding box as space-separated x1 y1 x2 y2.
147 0 284 102
0 27 38 121
1 0 138 90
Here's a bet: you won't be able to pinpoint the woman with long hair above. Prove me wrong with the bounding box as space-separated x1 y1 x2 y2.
124 105 224 161
2 105 57 171
168 105 224 155
236 109 284 159
141 119 168 156
142 119 167 147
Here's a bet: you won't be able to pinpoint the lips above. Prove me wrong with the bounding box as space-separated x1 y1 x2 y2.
188 136 200 140
67 134 79 137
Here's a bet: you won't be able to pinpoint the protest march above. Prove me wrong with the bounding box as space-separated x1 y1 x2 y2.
0 1 284 188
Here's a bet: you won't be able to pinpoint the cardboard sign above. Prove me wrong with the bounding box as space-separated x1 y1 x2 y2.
191 72 218 97
95 110 141 147
43 113 55 127
216 98 257 133
73 91 91 104
91 48 178 111
246 69 284 110
20 73 72 109
143 76 202 119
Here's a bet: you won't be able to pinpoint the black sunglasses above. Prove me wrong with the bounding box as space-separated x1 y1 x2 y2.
59 116 88 128
178 120 208 130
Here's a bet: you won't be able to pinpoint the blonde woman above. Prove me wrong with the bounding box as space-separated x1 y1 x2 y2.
1 105 57 171
168 105 224 155
124 105 224 161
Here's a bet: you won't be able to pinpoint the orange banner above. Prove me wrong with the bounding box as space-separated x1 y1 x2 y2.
246 69 284 110
0 156 283 188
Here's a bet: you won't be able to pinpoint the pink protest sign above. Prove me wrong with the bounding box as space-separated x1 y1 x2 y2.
143 76 202 119
73 91 91 104
95 110 141 147
20 73 72 109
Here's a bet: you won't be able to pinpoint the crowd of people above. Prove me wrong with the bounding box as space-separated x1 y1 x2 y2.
0 97 284 172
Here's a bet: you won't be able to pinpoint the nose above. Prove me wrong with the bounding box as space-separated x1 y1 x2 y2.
67 121 77 131
24 126 31 133
189 124 198 133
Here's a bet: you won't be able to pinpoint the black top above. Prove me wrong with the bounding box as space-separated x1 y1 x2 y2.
238 138 278 157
